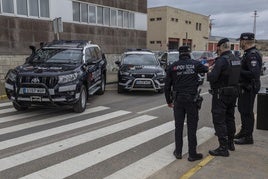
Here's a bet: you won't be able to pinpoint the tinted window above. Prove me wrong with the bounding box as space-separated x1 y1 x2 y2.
123 54 158 66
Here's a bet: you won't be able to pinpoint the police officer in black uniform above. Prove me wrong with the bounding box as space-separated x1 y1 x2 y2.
234 32 262 145
164 46 208 161
207 38 241 157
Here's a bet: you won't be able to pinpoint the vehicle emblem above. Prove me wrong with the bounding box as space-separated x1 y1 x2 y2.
142 74 145 78
31 77 40 83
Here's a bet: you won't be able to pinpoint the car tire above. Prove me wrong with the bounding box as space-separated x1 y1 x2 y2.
96 73 106 95
73 85 87 113
117 84 124 93
13 102 29 111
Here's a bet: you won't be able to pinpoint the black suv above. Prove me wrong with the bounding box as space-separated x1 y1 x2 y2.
5 40 106 113
115 49 166 93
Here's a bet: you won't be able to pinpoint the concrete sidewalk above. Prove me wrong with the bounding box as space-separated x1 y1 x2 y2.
184 127 268 179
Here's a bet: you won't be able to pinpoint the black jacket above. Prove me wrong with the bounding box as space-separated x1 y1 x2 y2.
239 46 262 88
207 51 235 90
164 54 208 104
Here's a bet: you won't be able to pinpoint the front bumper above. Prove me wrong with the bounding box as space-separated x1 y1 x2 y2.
118 75 165 91
5 81 80 105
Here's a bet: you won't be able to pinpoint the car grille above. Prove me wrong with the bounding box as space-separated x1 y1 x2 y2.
132 74 155 78
19 76 58 88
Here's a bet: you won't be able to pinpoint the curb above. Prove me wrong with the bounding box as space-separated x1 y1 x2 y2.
0 95 7 100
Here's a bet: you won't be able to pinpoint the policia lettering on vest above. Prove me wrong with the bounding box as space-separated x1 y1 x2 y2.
207 38 241 157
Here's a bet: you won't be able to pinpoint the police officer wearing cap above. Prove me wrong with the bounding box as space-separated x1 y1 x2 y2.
234 32 262 145
207 38 241 157
164 46 208 161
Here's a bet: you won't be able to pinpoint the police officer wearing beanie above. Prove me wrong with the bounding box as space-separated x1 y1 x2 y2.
234 33 262 145
207 38 241 157
164 46 208 161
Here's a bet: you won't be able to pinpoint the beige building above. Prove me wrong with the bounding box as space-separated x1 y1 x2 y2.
147 6 210 51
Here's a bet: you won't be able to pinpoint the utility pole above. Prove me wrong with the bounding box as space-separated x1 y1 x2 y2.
209 18 215 37
253 10 258 38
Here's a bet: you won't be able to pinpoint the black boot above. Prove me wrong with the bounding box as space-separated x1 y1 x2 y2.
188 153 203 162
228 137 235 151
234 136 253 145
234 129 246 139
209 137 229 157
173 150 182 159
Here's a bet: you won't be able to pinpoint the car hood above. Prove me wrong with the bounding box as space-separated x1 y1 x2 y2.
120 64 164 73
15 63 79 74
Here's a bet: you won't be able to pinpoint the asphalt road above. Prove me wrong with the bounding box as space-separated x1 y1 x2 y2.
0 70 268 179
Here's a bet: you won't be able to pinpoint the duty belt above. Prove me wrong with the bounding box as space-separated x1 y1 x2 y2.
209 86 238 96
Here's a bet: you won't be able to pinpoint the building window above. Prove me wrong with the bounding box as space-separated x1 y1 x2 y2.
72 1 135 29
150 41 155 44
123 11 129 28
73 2 80 21
110 9 117 26
175 19 178 22
29 0 39 17
81 3 88 23
103 7 110 26
2 0 14 13
185 20 188 24
156 17 162 21
150 18 155 21
196 23 202 31
129 12 134 28
89 5 96 23
118 10 123 27
17 0 27 15
97 6 103 24
156 41 161 44
40 0 49 17
171 18 174 21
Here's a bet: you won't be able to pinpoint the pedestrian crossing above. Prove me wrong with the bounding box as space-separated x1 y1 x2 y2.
0 102 215 179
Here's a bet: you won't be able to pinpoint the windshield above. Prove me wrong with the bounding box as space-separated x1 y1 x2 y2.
168 53 180 64
30 49 83 64
192 51 204 60
122 54 159 66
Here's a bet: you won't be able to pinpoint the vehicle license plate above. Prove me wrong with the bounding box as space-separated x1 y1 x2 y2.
23 88 46 94
136 80 151 85
30 96 42 102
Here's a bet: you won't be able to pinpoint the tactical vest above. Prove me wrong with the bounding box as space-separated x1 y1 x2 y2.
222 53 241 87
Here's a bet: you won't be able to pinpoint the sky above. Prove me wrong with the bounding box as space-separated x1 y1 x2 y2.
147 0 268 40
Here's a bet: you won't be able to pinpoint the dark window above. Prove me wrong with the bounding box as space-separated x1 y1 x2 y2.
150 18 155 21
156 17 162 21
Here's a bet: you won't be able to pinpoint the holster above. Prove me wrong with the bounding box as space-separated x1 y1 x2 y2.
194 95 203 110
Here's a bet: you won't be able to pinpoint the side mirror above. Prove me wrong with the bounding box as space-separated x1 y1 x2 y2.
115 61 120 66
29 45 36 55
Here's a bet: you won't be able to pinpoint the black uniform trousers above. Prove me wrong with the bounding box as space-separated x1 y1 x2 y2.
211 93 237 140
238 89 256 137
173 94 199 155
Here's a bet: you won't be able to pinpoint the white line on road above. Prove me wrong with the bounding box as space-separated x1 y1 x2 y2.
0 115 157 171
0 110 130 150
20 121 175 179
105 127 215 179
0 102 12 108
0 106 109 135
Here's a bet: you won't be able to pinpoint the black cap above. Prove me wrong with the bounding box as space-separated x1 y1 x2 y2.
239 32 255 40
178 46 191 53
217 38 229 47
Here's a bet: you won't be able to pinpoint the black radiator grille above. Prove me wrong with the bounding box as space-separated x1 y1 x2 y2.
19 76 58 88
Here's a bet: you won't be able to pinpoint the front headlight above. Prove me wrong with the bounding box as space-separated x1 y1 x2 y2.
156 71 166 76
58 72 78 84
120 71 130 76
6 70 17 82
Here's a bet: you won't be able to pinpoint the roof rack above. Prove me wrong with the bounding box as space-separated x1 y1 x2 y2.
45 40 91 48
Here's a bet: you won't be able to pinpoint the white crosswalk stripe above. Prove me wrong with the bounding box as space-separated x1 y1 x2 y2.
0 106 109 135
0 104 215 179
